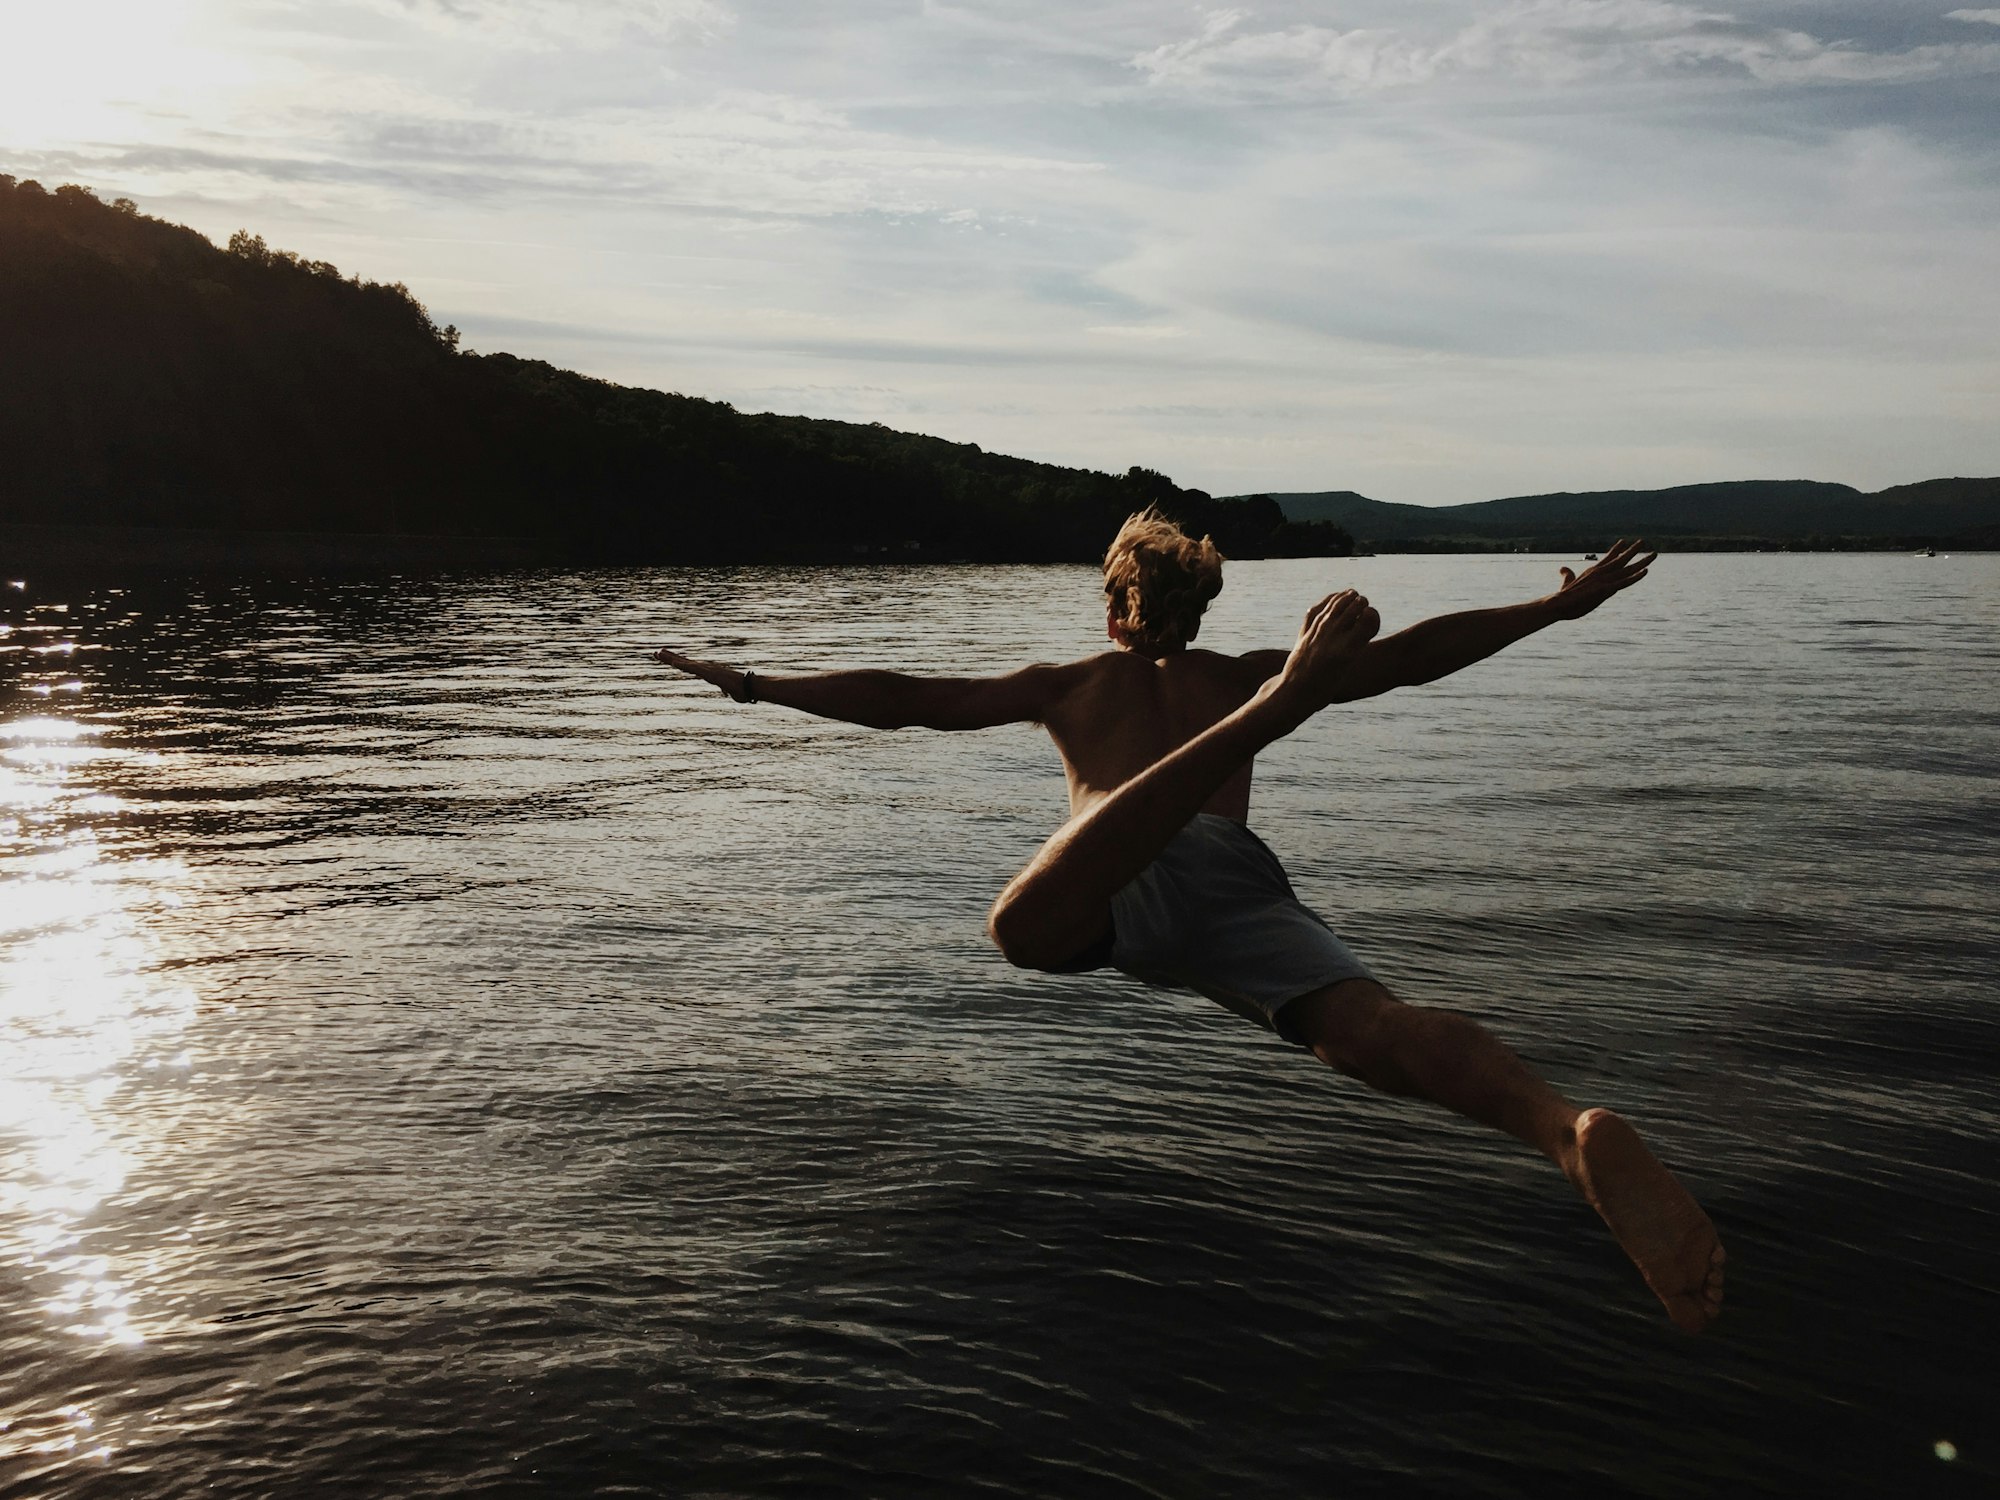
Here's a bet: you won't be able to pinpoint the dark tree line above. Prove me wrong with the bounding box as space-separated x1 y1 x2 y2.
0 178 1353 565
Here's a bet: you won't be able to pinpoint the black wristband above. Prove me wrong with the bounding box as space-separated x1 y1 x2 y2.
740 670 759 704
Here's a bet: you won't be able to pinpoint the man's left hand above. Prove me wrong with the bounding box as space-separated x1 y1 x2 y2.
1549 540 1657 620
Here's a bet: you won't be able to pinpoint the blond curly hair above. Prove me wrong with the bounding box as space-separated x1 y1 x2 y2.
1102 507 1225 653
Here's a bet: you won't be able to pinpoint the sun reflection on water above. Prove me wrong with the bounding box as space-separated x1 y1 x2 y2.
2 708 200 1460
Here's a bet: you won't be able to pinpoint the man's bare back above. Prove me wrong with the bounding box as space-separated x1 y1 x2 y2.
1041 648 1275 822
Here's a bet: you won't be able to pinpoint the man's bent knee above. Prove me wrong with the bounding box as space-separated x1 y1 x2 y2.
986 909 1042 970
985 897 1063 972
987 893 1108 973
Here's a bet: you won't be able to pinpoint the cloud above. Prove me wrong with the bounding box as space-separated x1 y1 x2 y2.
1947 8 2000 22
370 0 733 49
1133 1 2000 93
69 80 1105 226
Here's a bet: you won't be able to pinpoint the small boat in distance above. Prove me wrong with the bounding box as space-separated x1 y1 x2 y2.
1917 546 1936 557
1584 552 1598 561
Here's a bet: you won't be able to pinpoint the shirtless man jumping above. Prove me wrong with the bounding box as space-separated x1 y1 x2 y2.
655 510 1725 1333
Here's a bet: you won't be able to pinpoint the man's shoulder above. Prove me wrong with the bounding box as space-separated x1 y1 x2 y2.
1060 647 1268 678
1023 651 1127 703
1186 646 1281 682
1058 649 1139 677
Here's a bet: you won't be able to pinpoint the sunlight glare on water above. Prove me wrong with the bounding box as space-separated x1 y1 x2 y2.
2 707 202 1468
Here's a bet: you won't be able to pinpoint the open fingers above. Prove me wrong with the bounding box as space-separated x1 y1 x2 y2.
1605 538 1651 571
1602 549 1657 587
1588 560 1655 602
1619 562 1653 588
1581 540 1631 575
1577 540 1655 585
1578 539 1631 573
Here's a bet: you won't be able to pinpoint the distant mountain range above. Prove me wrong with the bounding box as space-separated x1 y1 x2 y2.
1244 478 2000 551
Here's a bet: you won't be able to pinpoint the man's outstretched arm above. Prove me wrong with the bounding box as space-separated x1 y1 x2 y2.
1242 540 1657 702
653 649 1080 731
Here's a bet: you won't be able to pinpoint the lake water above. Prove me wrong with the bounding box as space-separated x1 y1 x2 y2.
2 554 1996 1499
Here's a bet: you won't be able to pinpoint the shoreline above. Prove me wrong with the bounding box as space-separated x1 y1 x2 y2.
0 522 546 572
1 521 1987 575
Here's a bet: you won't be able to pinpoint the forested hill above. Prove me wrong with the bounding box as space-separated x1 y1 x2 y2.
1257 476 2000 551
0 176 1347 565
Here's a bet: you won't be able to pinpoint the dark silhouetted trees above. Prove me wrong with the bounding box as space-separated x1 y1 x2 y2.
0 178 1353 565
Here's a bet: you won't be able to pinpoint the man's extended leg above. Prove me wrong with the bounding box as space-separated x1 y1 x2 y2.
1289 977 1726 1333
988 592 1377 969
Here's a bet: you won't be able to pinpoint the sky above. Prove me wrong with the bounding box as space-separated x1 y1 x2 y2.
4 0 1997 504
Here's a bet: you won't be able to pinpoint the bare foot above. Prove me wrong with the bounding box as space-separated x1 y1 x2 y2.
1564 1108 1726 1334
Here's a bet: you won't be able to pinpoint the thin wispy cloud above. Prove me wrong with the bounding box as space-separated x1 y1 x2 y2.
1133 2 2000 91
3 0 1994 501
368 0 734 48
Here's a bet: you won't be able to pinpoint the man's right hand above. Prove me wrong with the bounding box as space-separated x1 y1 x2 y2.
655 647 750 702
1278 590 1380 707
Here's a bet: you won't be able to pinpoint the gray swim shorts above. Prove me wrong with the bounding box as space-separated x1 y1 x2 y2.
1070 813 1376 1045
